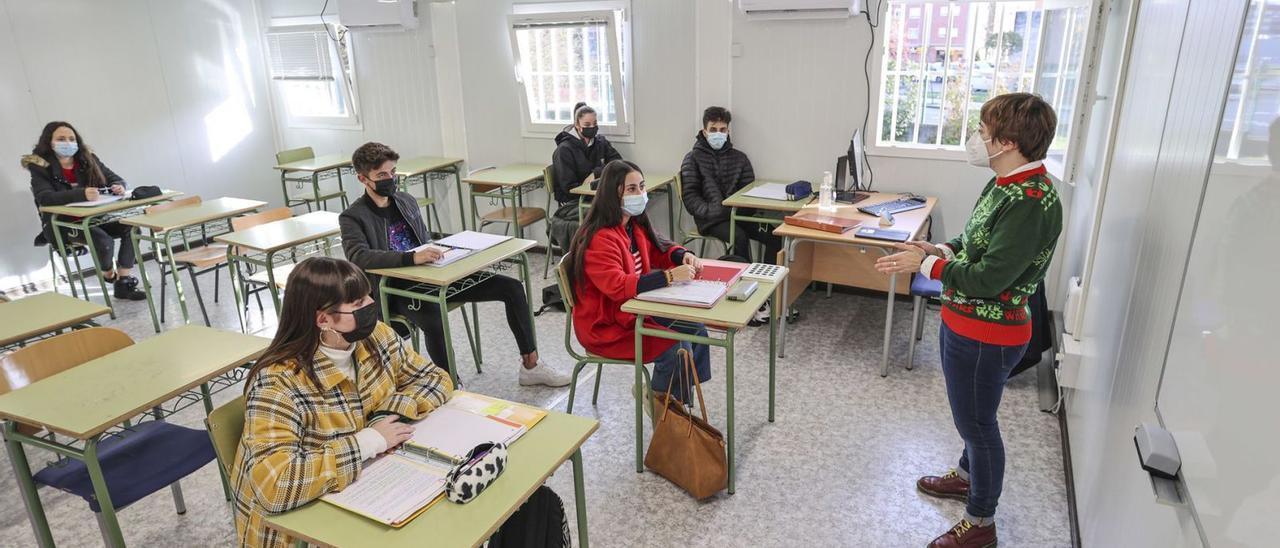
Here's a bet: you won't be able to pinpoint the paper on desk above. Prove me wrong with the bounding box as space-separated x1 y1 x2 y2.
406 407 526 462
321 454 446 525
742 183 791 201
636 279 727 307
65 195 123 207
435 230 512 251
410 243 471 267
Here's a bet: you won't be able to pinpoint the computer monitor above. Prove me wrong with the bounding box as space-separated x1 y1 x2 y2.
848 129 867 191
834 155 849 191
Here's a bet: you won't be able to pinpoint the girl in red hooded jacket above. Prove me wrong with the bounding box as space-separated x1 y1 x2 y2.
563 160 710 402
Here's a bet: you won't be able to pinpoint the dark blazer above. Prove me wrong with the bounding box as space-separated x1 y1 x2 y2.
339 192 430 313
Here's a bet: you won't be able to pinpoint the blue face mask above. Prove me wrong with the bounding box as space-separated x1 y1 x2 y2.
706 132 728 150
53 142 78 158
622 193 648 216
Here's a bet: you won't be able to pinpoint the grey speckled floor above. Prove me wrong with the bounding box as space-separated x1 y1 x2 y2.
0 255 1070 547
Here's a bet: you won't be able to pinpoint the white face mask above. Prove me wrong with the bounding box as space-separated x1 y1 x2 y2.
965 131 1003 168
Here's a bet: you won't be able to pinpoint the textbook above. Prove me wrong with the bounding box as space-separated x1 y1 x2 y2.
782 212 860 234
320 392 547 526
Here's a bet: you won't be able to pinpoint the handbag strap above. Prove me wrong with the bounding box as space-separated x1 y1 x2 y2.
679 348 711 425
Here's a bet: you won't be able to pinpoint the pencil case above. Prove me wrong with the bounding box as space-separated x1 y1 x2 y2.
445 442 508 503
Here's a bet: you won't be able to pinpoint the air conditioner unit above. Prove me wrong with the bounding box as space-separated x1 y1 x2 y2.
739 0 863 21
336 0 419 30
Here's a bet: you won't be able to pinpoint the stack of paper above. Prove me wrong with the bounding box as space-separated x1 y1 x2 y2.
435 231 511 251
65 195 123 207
636 280 728 308
321 454 447 527
742 183 791 201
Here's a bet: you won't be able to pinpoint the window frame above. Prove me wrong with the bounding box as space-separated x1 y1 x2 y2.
509 1 633 140
264 21 363 131
869 0 1103 181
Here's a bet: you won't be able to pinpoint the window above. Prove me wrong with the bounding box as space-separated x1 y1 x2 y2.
509 3 632 137
1216 0 1280 163
265 26 360 128
876 1 1094 170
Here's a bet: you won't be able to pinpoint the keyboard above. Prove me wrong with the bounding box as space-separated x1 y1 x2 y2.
741 262 786 284
858 197 927 217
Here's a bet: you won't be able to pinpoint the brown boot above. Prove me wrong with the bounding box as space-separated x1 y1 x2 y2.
917 469 970 501
927 519 997 548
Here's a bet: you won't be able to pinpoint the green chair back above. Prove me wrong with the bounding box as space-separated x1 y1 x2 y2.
275 147 315 165
205 395 246 480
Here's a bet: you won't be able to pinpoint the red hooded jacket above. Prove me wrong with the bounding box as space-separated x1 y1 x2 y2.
572 221 685 362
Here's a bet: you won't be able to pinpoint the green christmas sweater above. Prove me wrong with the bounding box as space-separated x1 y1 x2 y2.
922 163 1063 346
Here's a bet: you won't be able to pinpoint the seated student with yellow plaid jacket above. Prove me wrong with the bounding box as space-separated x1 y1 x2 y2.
230 257 569 548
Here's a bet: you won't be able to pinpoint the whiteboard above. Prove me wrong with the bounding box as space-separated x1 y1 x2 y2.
1157 144 1280 545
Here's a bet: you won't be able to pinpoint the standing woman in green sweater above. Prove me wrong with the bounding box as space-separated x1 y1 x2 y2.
877 93 1063 548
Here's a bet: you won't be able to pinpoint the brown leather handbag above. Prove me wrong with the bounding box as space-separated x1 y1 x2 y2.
643 349 727 499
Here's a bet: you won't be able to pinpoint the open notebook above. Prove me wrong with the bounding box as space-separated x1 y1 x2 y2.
634 259 746 308
412 231 513 268
319 392 547 527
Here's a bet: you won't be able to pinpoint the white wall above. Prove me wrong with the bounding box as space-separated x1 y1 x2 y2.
0 0 279 292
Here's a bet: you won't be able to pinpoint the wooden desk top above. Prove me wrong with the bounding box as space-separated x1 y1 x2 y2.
461 164 546 187
370 238 536 287
396 156 465 177
721 180 815 212
0 326 268 439
120 197 266 232
39 190 183 218
265 411 598 548
0 293 111 347
274 153 352 173
214 211 340 253
570 173 675 197
772 192 937 248
621 271 787 329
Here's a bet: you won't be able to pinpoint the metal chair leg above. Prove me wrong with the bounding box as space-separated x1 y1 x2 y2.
187 265 212 327
907 295 922 370
72 251 89 299
459 305 481 374
566 361 586 413
159 263 168 324
214 266 221 303
95 512 114 548
591 363 603 405
170 481 188 514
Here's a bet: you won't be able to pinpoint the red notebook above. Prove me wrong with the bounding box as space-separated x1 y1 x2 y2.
696 260 746 285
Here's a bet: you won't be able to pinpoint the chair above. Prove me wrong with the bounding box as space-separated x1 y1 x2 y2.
906 274 944 369
540 165 568 279
35 232 90 298
145 196 228 327
556 258 655 469
673 174 728 258
276 147 347 212
205 395 245 511
229 207 293 315
474 171 547 241
0 327 215 544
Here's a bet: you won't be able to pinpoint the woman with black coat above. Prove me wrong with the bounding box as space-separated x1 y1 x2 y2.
548 102 623 250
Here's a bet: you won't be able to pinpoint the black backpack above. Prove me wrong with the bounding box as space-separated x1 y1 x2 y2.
534 283 565 316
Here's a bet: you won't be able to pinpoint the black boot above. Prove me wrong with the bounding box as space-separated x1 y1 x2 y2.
113 275 147 301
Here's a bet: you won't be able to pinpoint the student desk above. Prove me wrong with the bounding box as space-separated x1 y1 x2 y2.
121 197 266 331
0 326 269 548
461 164 546 238
273 154 351 212
216 211 342 332
721 180 814 258
39 190 183 318
264 411 599 548
395 156 465 234
619 269 787 494
774 193 937 377
0 292 110 352
370 238 537 386
571 173 677 234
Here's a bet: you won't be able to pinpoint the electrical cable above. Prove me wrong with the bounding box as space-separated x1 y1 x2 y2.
860 0 882 190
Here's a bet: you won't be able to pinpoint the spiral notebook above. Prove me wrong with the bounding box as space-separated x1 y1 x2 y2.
635 280 727 308
320 453 448 527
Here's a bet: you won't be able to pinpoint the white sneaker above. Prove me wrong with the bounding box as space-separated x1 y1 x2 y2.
518 360 573 387
750 302 771 325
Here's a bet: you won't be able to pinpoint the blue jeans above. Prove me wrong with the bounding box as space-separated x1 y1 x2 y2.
940 321 1028 518
649 319 711 403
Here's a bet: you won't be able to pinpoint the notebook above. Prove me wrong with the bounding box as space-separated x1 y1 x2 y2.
435 231 511 251
404 392 548 464
65 195 122 207
635 280 727 308
783 212 861 234
410 243 471 267
695 261 746 285
742 183 791 201
320 453 448 527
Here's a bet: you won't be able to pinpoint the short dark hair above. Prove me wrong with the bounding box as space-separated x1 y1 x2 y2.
702 106 732 128
979 93 1058 162
351 142 399 177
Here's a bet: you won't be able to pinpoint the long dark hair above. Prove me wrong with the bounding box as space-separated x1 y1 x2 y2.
32 121 107 187
245 257 377 392
564 159 669 294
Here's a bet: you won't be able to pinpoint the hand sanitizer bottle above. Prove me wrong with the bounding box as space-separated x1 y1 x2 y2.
818 170 836 212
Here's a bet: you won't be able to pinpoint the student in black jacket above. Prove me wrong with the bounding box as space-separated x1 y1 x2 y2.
680 106 781 264
22 121 145 300
548 102 623 251
339 142 571 387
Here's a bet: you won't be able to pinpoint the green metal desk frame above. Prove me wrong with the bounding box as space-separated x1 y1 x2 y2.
396 160 464 235
225 236 338 333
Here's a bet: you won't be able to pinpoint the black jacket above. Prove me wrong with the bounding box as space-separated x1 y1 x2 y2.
23 151 126 235
679 132 755 232
550 128 622 204
339 191 430 313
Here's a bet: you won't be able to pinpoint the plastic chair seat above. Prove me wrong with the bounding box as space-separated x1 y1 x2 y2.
247 263 297 289
33 421 215 512
171 244 229 269
481 207 546 228
910 274 943 298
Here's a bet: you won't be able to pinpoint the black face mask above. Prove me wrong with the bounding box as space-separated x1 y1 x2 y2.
372 177 397 197
580 126 598 139
336 302 379 343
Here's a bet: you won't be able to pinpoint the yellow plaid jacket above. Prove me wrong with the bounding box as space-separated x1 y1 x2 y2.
230 322 453 547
